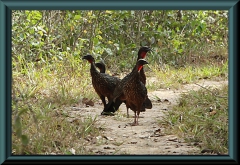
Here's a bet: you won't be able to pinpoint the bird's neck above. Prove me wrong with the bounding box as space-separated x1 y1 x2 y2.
131 65 142 79
138 51 147 60
138 65 143 71
90 63 99 76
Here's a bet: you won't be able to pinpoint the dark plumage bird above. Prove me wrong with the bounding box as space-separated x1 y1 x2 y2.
82 54 122 114
136 46 153 111
100 46 152 117
137 46 151 85
112 59 149 125
96 59 149 117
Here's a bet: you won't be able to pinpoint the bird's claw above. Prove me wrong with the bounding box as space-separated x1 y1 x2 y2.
101 111 115 116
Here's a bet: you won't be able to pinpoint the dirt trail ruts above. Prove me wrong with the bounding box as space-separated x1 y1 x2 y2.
65 79 228 155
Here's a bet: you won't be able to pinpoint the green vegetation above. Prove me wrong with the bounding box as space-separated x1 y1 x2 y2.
12 10 228 154
147 59 228 90
12 10 228 70
158 85 228 154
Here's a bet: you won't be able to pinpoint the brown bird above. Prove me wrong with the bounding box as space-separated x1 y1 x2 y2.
114 59 149 125
96 59 150 117
95 61 123 115
137 46 152 85
100 46 152 117
103 59 148 125
136 46 153 111
82 54 122 114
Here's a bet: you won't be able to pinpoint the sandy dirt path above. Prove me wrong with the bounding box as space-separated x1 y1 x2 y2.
65 79 228 155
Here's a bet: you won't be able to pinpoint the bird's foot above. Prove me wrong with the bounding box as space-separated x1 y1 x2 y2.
130 122 139 126
101 111 115 116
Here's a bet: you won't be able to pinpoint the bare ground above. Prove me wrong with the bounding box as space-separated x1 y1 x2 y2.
65 79 228 155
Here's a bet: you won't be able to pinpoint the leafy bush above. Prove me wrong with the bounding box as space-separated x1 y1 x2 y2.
12 10 228 70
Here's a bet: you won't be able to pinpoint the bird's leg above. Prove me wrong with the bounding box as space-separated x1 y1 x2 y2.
131 111 137 126
100 95 106 108
136 110 140 125
127 107 129 118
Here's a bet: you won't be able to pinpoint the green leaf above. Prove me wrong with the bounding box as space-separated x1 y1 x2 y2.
178 49 183 53
74 15 81 20
175 27 180 32
105 10 113 14
65 151 72 155
212 35 218 41
15 116 22 138
129 43 136 48
93 37 99 46
18 107 28 117
21 135 29 145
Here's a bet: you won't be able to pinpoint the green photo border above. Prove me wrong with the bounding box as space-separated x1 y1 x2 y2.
0 0 238 163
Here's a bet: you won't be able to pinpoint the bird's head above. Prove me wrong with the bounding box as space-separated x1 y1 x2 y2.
82 54 95 63
138 46 152 59
137 59 149 71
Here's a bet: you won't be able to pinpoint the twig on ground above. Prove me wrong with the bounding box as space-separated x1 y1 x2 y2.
194 83 228 99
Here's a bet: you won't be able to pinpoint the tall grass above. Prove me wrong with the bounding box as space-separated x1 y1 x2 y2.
158 85 228 154
146 60 228 91
12 52 102 154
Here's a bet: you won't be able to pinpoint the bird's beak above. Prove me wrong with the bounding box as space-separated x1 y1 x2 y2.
145 47 152 52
